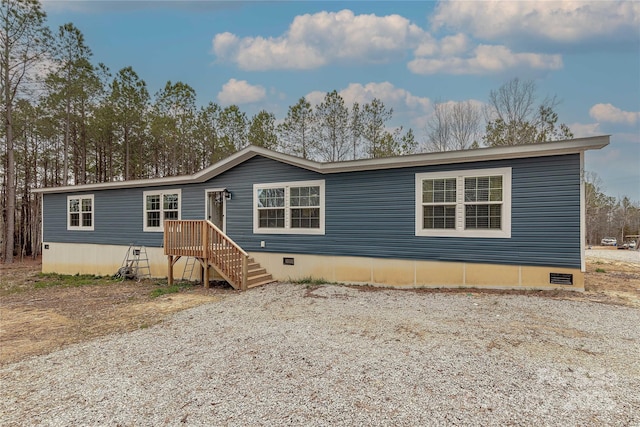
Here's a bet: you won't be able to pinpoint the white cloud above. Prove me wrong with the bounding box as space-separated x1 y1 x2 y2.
569 122 602 138
212 9 424 70
212 32 240 59
217 79 266 105
432 0 640 45
408 44 562 75
305 82 436 131
305 82 431 113
439 33 470 56
431 99 486 111
589 103 640 125
211 7 580 76
413 34 438 57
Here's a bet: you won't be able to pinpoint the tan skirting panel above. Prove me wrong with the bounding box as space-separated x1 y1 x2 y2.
249 252 585 291
41 243 584 291
42 242 187 278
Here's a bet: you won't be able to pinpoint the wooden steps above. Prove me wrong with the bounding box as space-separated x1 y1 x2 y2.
246 258 275 289
205 257 275 289
165 220 275 290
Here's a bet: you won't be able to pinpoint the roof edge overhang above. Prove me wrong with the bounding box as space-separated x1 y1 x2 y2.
322 135 609 173
33 135 609 194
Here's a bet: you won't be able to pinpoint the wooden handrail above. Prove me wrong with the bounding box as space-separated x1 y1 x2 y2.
205 220 248 256
164 220 249 290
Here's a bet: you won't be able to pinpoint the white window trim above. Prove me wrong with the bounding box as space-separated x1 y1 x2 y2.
67 194 95 231
143 189 182 232
415 167 511 238
253 179 325 235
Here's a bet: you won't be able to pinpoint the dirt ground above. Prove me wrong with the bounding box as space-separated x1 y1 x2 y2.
1 254 638 366
0 258 230 365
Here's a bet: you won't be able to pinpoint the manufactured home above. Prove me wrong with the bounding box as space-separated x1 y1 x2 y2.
34 135 609 291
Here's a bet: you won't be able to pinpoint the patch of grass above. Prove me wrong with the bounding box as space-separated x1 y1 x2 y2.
595 268 606 273
150 285 182 298
33 273 115 289
151 278 193 287
292 276 331 286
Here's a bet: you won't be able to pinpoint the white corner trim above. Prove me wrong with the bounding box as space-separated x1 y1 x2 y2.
580 152 586 272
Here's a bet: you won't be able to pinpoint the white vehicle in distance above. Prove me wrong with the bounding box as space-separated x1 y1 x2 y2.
601 237 617 246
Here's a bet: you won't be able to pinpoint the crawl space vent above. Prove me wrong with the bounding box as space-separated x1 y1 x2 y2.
550 273 573 285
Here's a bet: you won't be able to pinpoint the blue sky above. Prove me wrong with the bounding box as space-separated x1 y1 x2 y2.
43 1 640 200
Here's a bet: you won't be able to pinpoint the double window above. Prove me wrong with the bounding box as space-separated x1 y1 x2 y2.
415 168 511 238
143 189 181 232
67 195 94 231
253 180 325 235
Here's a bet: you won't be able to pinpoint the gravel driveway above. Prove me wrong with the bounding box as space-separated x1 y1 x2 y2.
1 283 639 426
586 248 640 263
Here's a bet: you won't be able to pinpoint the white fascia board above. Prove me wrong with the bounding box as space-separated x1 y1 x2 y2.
34 146 322 194
33 135 609 194
321 135 610 173
193 146 323 181
34 146 261 194
32 174 193 194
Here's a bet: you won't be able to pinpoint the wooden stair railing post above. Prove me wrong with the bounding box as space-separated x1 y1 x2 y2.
241 255 248 291
165 221 173 285
202 220 209 289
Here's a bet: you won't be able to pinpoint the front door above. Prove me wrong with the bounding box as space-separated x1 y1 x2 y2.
206 190 225 231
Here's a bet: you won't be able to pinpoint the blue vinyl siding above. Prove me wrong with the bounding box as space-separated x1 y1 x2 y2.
43 153 582 268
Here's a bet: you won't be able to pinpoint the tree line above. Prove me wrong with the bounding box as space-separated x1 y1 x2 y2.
585 172 640 247
1 0 637 262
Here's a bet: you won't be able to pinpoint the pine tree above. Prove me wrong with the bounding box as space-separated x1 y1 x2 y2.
1 0 51 262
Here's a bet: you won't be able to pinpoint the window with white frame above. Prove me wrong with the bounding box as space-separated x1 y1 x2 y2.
253 180 325 235
143 189 181 232
415 168 511 238
67 195 94 230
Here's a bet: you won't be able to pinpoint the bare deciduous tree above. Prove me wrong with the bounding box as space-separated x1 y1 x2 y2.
425 101 450 152
426 100 481 152
450 100 481 150
483 77 572 146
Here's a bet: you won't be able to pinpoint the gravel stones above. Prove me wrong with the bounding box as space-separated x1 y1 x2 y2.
1 283 639 426
586 248 640 263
